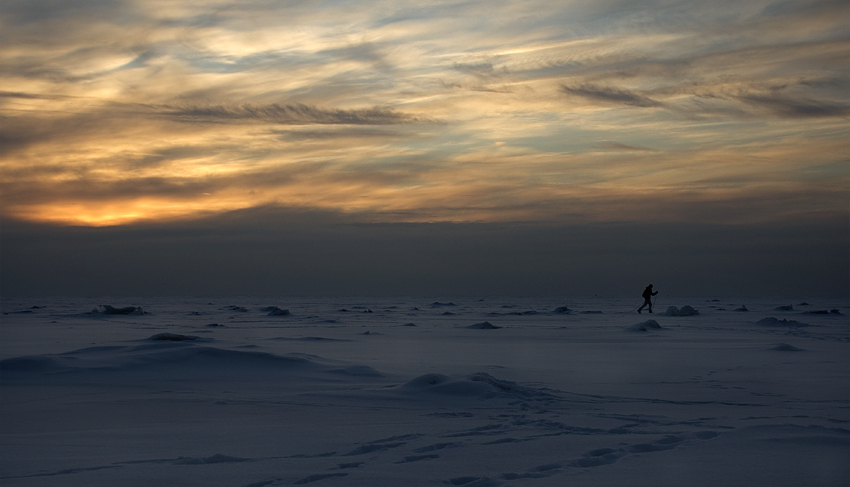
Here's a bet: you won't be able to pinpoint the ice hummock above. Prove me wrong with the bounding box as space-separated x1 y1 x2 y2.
664 305 698 316
90 304 145 315
261 306 291 316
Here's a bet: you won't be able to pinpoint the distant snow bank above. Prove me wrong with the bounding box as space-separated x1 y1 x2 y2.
757 317 808 327
803 309 843 315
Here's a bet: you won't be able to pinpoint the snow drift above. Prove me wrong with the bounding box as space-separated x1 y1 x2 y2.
399 372 557 401
0 337 383 383
466 321 500 329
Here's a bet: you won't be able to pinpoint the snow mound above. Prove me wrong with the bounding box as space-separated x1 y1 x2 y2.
771 343 805 352
628 320 662 332
757 317 808 327
734 305 748 312
774 305 793 311
664 305 698 316
90 305 145 315
553 306 572 313
399 372 556 400
467 321 500 329
262 306 291 316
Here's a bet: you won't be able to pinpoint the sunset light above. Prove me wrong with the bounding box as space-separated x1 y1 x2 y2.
2 0 846 228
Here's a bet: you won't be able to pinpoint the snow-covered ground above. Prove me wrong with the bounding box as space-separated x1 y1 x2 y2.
1 296 848 486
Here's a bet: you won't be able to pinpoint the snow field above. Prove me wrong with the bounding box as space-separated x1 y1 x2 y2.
1 297 848 486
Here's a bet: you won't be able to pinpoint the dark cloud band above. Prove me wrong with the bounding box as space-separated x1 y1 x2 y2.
164 103 427 125
560 84 662 108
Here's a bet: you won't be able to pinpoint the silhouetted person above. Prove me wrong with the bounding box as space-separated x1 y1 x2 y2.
637 284 657 313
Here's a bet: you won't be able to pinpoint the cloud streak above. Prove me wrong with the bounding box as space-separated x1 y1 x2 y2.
734 91 850 118
560 84 663 108
163 103 428 125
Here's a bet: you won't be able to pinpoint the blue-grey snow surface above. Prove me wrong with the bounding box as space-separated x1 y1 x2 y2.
1 296 848 486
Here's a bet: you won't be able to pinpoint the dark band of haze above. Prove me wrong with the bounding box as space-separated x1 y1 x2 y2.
1 0 847 296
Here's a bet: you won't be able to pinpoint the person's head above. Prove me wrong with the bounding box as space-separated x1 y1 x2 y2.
648 284 653 288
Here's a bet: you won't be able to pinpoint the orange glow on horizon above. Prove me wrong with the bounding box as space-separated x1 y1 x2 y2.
3 198 259 227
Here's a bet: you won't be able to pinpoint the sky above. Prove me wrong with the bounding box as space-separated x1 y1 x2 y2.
1 0 848 298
